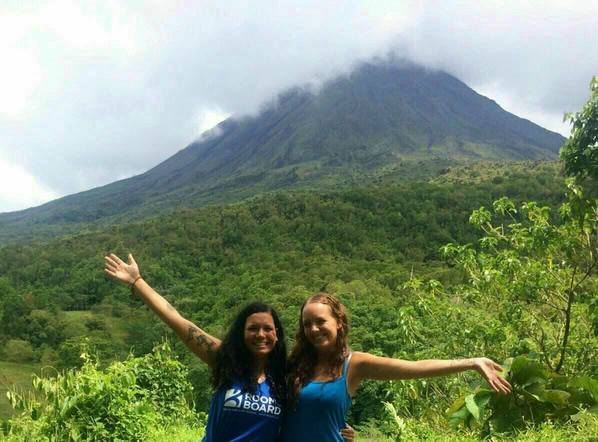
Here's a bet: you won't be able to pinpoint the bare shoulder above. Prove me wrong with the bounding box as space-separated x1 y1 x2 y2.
347 352 379 376
346 352 381 395
351 351 386 364
349 352 413 382
349 351 372 366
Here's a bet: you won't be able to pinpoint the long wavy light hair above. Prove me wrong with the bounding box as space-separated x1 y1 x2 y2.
287 292 349 404
212 302 287 404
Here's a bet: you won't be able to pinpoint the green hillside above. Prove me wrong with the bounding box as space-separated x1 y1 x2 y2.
1 161 596 440
0 162 566 312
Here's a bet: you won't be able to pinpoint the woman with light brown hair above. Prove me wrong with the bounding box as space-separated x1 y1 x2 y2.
283 292 512 442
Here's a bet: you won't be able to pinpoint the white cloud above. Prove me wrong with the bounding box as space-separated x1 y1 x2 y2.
198 110 230 136
0 157 58 213
36 0 149 54
0 48 41 117
473 83 572 136
39 0 113 49
1 0 596 213
393 0 598 126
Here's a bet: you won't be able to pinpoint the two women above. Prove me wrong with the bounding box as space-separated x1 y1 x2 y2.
104 253 352 441
104 253 510 441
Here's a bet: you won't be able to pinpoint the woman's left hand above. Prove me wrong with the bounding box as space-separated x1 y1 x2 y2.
340 424 355 441
472 357 511 394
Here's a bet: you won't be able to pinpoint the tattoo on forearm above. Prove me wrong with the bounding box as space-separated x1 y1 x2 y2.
186 326 215 354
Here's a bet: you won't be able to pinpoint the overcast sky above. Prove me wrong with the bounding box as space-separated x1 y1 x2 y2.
1 1 597 213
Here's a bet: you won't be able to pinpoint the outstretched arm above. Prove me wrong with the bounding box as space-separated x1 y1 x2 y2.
348 352 511 396
104 253 221 368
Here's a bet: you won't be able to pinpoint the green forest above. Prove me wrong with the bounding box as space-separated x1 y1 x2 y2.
0 81 597 440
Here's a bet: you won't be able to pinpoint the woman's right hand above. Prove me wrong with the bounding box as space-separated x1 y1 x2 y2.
340 424 355 441
104 253 141 286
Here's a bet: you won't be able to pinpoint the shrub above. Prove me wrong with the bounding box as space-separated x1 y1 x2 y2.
3 343 196 441
3 339 34 363
447 355 598 436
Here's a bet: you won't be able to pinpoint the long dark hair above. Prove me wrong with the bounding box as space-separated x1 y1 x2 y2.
212 302 287 403
287 293 349 404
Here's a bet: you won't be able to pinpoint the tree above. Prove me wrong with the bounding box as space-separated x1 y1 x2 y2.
442 193 597 374
561 76 598 182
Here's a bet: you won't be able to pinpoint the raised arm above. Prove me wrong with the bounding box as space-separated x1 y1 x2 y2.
104 253 221 368
348 352 511 396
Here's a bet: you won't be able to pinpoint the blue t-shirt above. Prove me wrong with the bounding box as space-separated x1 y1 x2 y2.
282 354 353 442
203 379 283 442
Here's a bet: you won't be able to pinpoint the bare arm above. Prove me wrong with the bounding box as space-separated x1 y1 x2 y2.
104 253 221 368
348 352 511 396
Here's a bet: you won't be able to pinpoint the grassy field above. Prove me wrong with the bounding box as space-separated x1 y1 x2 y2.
144 416 598 442
0 308 137 424
0 361 40 420
62 310 129 341
0 310 130 422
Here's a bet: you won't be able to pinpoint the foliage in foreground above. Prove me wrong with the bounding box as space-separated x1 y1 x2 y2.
442 186 597 376
0 161 595 439
357 408 598 441
2 343 202 442
447 356 598 436
438 184 598 437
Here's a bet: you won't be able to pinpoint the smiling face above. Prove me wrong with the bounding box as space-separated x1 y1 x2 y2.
244 312 278 357
301 301 341 353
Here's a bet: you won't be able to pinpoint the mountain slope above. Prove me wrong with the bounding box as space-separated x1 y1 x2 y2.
0 60 565 242
146 61 563 190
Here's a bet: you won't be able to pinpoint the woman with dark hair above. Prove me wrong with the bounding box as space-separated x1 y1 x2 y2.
284 292 512 442
104 254 354 441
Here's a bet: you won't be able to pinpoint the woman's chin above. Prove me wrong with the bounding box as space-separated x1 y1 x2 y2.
250 346 273 356
311 340 333 353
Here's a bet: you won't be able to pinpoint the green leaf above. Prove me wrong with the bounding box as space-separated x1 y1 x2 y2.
568 375 598 401
447 395 466 415
520 387 543 403
474 390 493 414
489 406 524 434
541 389 571 408
465 394 480 420
510 356 547 386
448 404 471 428
501 357 514 374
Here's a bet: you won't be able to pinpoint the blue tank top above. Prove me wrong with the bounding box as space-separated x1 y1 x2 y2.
282 353 353 442
203 378 283 442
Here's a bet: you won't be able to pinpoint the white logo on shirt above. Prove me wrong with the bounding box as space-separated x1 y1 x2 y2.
224 388 244 408
223 388 281 416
